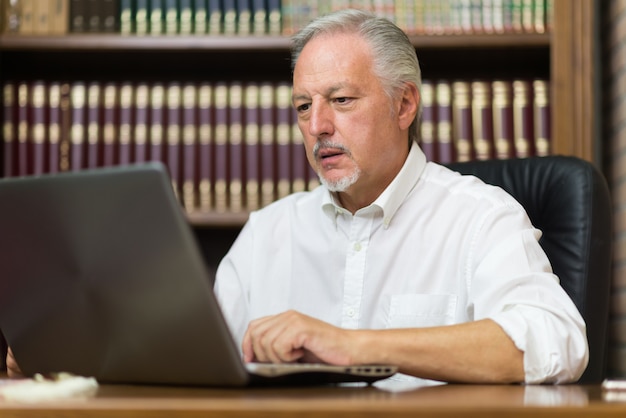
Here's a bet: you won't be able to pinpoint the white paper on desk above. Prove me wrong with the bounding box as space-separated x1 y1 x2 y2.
373 374 447 392
0 373 98 403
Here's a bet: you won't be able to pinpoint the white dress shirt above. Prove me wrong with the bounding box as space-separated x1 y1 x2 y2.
214 144 589 384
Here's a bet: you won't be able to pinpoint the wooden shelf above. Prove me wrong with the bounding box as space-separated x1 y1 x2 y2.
0 32 549 52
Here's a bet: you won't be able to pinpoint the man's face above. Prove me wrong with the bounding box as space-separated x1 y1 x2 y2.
292 32 412 206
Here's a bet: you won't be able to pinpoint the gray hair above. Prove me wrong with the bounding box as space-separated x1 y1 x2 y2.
291 9 422 144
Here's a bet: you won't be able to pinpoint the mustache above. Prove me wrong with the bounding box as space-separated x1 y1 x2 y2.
313 141 350 160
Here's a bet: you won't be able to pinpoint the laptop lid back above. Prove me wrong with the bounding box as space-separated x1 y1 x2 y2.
0 163 250 386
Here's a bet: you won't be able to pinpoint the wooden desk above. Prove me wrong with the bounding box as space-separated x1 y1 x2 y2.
0 383 625 418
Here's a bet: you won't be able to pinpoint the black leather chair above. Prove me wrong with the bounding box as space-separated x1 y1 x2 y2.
446 156 612 383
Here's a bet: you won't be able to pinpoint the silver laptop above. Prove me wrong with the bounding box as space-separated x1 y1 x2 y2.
0 163 397 386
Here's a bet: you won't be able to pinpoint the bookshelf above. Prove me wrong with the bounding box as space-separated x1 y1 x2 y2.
0 0 597 229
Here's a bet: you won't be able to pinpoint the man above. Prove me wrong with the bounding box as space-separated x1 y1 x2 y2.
7 9 587 384
214 9 587 384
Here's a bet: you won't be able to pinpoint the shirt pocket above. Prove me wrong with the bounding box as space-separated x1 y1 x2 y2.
387 294 457 328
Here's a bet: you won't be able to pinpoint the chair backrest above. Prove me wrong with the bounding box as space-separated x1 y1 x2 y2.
446 156 612 383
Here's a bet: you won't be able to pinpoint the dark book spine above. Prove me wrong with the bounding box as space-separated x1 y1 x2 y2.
164 0 180 34
101 0 119 32
17 82 31 176
208 0 222 34
69 0 87 32
120 0 134 34
275 82 292 199
533 79 550 156
70 82 87 171
149 0 165 34
512 79 535 157
149 83 165 164
470 80 494 160
194 0 207 34
134 83 149 163
166 82 182 200
86 0 100 32
266 0 280 35
222 0 236 35
228 82 244 213
3 82 17 177
182 82 198 212
435 80 455 164
259 82 275 207
135 0 149 35
102 82 118 167
492 80 515 159
236 0 251 35
452 80 474 162
118 82 134 165
251 0 266 35
419 79 437 162
244 83 260 211
197 82 213 212
179 0 193 35
213 82 229 212
86 82 102 168
31 81 47 175
59 83 72 172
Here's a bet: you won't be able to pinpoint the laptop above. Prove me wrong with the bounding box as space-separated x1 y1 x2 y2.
0 162 397 386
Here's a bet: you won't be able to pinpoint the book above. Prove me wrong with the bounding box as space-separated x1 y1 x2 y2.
120 0 133 34
222 0 237 34
208 0 222 34
149 0 165 34
470 81 494 160
134 82 149 163
244 83 260 211
194 0 207 34
149 83 165 164
182 82 198 212
228 82 244 213
452 80 474 162
101 82 118 167
69 0 86 32
259 82 275 207
33 0 51 34
118 82 134 165
86 82 101 168
491 80 515 159
435 80 455 164
47 82 65 174
50 0 70 34
59 83 72 172
213 82 229 212
16 82 31 176
533 79 550 156
164 0 179 34
197 82 213 212
236 0 251 35
179 0 193 34
419 79 437 162
3 82 16 177
267 0 280 35
135 0 149 34
70 82 87 171
251 0 266 35
86 0 100 32
275 82 292 199
100 0 119 32
166 82 182 199
512 79 534 157
19 0 34 33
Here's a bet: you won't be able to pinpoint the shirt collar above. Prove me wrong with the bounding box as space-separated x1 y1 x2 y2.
321 144 427 228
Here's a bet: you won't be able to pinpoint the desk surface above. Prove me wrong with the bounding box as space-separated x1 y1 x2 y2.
1 383 626 418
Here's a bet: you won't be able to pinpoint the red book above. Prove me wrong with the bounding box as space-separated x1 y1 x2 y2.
213 82 229 212
275 82 292 200
435 81 455 164
197 82 213 212
118 82 134 166
17 82 32 176
419 80 437 162
133 83 149 164
291 106 306 193
86 82 102 168
182 82 198 212
259 82 275 207
492 80 515 159
149 83 165 164
166 82 182 200
244 83 260 211
452 81 474 162
3 82 17 177
31 81 47 175
470 81 494 160
228 82 244 213
70 82 88 171
101 82 118 167
47 82 63 174
512 79 535 157
533 79 550 156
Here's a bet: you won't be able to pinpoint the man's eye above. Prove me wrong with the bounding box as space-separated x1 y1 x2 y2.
335 97 350 104
296 104 310 112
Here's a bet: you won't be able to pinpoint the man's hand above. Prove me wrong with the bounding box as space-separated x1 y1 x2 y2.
242 310 358 366
6 347 24 378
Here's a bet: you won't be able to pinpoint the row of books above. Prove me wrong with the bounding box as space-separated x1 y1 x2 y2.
2 0 551 36
2 78 549 214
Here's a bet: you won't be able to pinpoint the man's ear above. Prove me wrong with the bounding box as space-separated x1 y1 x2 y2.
397 82 419 130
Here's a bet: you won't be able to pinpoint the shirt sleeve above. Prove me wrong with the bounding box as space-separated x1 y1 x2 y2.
468 205 589 383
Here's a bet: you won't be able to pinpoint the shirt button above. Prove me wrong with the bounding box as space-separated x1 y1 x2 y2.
353 242 362 251
347 308 356 317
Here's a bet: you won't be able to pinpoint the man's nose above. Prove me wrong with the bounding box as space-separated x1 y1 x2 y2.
308 104 334 138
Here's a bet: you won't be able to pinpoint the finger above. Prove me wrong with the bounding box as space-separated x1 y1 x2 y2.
6 347 24 378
